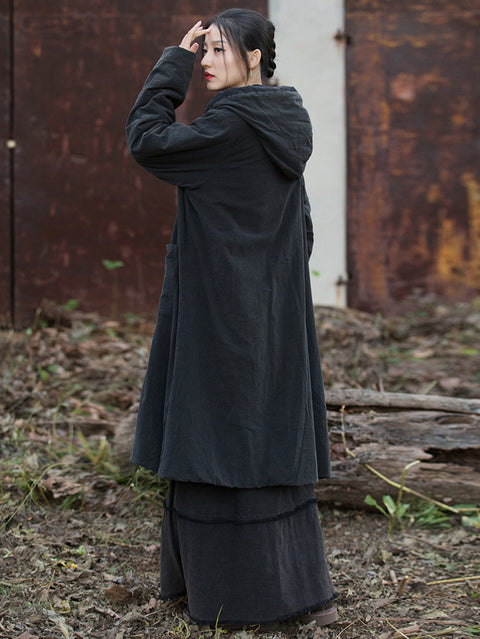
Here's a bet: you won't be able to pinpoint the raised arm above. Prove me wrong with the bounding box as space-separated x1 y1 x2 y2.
126 24 233 188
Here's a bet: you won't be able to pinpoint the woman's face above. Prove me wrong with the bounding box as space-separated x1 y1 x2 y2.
201 24 247 91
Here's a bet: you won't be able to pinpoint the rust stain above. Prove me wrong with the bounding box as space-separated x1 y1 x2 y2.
462 173 480 283
436 175 480 288
390 72 446 102
366 35 428 48
391 73 417 102
436 208 467 283
426 184 441 204
451 112 467 128
346 0 479 311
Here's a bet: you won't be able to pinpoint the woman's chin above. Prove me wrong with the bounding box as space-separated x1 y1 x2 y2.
206 80 221 91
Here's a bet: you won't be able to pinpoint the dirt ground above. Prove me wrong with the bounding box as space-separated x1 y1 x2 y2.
1 297 479 639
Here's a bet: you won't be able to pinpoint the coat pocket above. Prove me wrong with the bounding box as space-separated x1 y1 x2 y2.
158 243 179 316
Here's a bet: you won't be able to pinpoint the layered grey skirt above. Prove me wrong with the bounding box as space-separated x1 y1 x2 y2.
159 481 337 626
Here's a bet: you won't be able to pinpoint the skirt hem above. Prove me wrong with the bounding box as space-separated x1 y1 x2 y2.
185 593 339 627
159 590 187 603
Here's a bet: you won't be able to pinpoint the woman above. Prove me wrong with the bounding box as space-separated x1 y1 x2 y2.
126 8 337 628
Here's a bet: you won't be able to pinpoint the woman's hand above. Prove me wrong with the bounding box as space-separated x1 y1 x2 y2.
179 21 211 54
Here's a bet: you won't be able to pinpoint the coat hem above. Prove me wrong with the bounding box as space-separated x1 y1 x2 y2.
157 470 332 487
129 462 332 487
163 497 319 526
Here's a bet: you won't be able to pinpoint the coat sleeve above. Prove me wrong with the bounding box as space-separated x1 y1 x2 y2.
126 46 236 188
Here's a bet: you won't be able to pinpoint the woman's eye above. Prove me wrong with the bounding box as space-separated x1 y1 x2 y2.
214 47 224 53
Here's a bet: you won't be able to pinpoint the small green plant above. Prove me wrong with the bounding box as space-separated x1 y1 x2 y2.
411 501 451 528
36 364 58 383
59 493 84 510
0 462 65 531
213 605 225 638
124 467 168 513
457 504 480 529
420 379 438 395
365 494 454 532
102 259 125 320
102 259 125 271
77 431 118 474
365 494 410 535
462 347 479 356
366 495 480 534
62 299 79 311
37 365 49 382
168 616 191 638
365 460 420 536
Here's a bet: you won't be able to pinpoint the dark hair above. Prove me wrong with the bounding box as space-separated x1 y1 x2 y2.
204 8 276 82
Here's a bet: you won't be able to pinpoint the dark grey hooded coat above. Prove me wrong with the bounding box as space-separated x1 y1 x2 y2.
126 46 330 487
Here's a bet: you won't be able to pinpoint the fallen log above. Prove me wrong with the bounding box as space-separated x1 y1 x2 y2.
316 406 480 508
324 388 480 415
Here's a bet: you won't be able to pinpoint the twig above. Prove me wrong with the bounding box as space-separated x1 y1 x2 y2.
380 618 465 638
96 532 146 548
414 629 464 638
373 618 468 626
358 619 384 638
334 621 362 637
389 460 420 537
381 617 410 638
363 464 460 514
427 575 480 586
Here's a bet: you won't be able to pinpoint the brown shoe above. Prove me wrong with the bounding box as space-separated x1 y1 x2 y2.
299 605 339 626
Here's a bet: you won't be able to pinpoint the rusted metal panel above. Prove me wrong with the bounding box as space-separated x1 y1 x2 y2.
13 1 267 326
0 2 10 325
345 1 480 312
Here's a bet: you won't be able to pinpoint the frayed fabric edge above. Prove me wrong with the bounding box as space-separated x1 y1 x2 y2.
159 590 187 602
180 592 339 627
163 497 319 526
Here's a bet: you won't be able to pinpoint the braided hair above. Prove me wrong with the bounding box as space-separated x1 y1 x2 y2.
204 8 276 82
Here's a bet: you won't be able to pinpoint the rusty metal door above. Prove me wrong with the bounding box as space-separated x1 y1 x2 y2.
345 0 480 312
0 2 11 325
8 1 267 327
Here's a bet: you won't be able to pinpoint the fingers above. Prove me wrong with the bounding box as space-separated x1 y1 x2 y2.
179 20 211 52
189 20 211 36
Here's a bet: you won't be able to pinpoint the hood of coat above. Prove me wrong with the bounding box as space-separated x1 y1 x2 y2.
206 85 313 179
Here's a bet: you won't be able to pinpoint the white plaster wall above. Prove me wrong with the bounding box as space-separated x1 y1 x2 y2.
269 0 347 306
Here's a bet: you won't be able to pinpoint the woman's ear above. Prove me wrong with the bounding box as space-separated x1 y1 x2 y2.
248 48 262 71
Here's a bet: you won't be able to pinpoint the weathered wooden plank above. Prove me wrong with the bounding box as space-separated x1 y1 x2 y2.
345 1 480 312
325 389 480 415
316 408 480 507
12 1 268 327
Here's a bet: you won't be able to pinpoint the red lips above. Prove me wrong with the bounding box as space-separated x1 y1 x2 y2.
205 73 214 80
